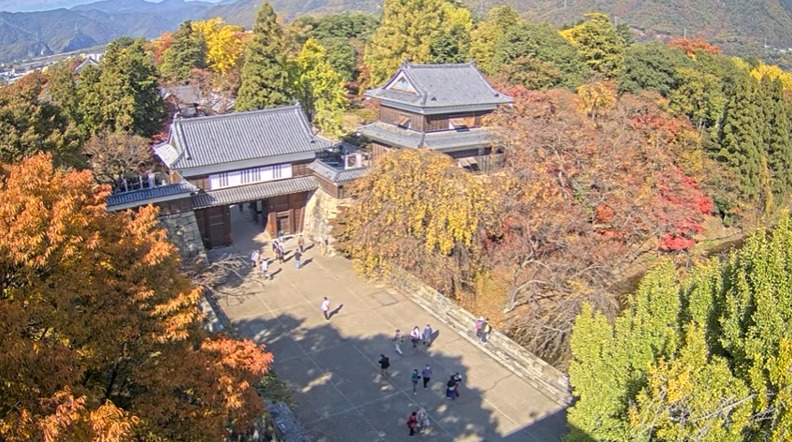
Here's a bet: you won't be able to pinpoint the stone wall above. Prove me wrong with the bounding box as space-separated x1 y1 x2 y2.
302 189 351 256
158 210 207 261
386 267 573 406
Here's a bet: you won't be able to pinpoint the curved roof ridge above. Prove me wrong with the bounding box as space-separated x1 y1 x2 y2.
401 62 428 99
174 103 304 126
405 62 475 69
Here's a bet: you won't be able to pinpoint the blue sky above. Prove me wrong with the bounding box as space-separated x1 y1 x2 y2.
0 0 224 13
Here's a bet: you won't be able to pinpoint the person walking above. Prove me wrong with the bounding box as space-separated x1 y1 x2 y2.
410 326 421 350
259 258 271 280
481 318 492 344
321 297 330 320
297 235 305 253
378 354 390 378
475 316 485 338
446 376 457 400
422 324 433 348
410 369 420 394
250 249 260 269
393 329 404 355
277 244 285 264
407 411 418 436
417 407 430 434
294 249 302 269
421 364 432 390
271 240 279 255
452 372 463 398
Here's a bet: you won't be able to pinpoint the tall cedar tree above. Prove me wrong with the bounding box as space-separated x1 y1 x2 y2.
568 213 792 441
0 73 82 167
429 23 470 63
88 37 166 137
0 154 272 441
235 2 292 111
45 62 81 126
717 73 763 201
160 20 208 82
764 78 792 197
289 38 347 136
364 0 472 86
74 64 105 136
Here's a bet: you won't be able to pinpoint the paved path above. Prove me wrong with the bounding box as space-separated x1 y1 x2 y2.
215 211 568 441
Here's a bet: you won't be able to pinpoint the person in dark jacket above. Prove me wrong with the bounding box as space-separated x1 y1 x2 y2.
378 354 390 377
421 364 432 390
446 376 457 400
407 411 418 436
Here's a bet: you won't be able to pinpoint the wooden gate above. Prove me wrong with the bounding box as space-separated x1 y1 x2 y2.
265 192 308 237
195 206 231 248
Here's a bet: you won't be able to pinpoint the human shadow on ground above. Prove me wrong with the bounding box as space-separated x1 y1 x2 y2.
233 313 576 442
327 304 343 320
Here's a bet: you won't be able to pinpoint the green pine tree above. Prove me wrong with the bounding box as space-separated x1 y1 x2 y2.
74 64 104 137
490 22 591 90
764 78 792 197
97 37 166 137
235 3 292 112
429 23 470 63
0 73 82 166
289 38 347 136
160 20 207 82
717 73 763 201
469 5 521 76
619 42 692 95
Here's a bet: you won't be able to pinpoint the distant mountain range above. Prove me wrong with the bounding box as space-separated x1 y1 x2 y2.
0 0 223 13
1 0 792 64
0 0 219 62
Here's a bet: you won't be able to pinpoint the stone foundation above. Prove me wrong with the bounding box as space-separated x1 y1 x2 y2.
159 210 207 261
302 189 351 256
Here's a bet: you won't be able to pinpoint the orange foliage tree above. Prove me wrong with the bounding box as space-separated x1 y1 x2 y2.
668 37 721 58
0 154 272 441
487 85 713 365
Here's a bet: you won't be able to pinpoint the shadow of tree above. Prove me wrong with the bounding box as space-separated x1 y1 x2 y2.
233 313 586 442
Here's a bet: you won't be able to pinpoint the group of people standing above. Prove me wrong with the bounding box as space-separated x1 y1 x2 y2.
407 408 431 436
404 365 463 436
249 236 307 279
392 324 434 355
474 317 492 344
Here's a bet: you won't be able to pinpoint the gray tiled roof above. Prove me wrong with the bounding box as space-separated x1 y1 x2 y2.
192 176 318 209
105 181 198 209
358 122 495 151
366 63 512 114
308 160 368 184
160 85 202 104
163 105 332 170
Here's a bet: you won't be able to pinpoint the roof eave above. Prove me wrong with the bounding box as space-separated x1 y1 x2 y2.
176 150 322 177
106 192 194 212
375 100 507 115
